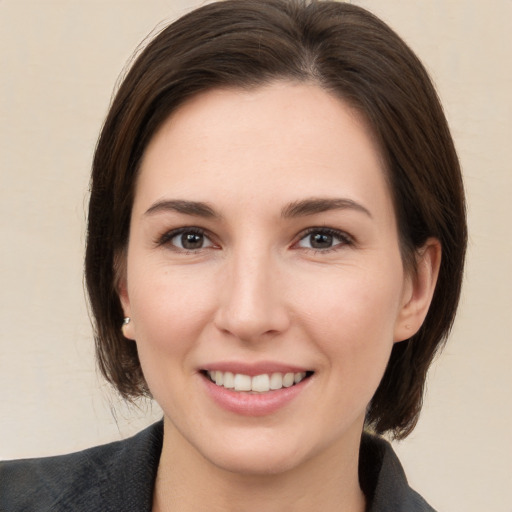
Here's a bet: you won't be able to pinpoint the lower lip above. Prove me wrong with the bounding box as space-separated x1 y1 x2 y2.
201 373 311 417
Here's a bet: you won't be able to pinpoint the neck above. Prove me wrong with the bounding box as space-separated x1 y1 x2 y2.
152 419 366 512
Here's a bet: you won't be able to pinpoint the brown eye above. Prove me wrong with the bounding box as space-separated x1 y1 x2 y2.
162 228 214 251
309 232 333 249
180 232 205 250
297 228 351 251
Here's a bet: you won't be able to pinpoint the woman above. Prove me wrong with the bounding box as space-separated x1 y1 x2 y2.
0 1 466 510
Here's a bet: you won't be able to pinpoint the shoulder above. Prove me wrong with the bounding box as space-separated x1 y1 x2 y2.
360 433 438 512
0 420 163 512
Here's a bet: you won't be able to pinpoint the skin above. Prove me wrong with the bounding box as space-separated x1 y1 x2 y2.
120 82 440 512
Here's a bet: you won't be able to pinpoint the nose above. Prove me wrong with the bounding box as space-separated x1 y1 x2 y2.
214 250 291 343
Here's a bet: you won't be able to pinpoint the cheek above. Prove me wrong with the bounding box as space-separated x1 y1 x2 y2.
126 266 220 409
128 263 218 355
292 265 403 374
294 265 403 334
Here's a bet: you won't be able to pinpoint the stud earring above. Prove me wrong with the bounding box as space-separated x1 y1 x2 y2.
122 318 132 338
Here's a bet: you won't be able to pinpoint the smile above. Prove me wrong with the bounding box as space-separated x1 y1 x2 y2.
205 370 311 393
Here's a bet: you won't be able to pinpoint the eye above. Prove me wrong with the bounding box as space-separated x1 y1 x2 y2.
159 228 215 251
296 228 351 251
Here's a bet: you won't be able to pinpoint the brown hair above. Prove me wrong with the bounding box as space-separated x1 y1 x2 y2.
85 0 466 439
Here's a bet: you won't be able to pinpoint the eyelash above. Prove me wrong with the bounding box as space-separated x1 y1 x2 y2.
156 227 215 252
156 226 353 253
294 227 353 253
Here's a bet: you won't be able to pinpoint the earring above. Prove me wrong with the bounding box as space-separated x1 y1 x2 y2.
121 317 132 338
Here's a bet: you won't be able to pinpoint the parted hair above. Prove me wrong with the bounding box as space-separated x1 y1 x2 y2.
85 0 466 439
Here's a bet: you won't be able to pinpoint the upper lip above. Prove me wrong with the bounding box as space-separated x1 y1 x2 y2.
200 361 311 376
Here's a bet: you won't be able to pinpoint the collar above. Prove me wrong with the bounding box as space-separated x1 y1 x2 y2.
1 421 435 511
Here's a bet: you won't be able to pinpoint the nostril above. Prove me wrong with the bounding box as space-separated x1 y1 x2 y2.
213 282 291 341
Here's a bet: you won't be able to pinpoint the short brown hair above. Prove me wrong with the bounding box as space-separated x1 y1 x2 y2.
85 0 466 439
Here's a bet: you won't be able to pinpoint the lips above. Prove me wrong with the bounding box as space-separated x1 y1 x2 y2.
199 363 313 416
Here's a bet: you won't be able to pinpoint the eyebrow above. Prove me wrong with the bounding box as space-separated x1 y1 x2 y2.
144 199 219 218
281 197 372 218
144 197 372 220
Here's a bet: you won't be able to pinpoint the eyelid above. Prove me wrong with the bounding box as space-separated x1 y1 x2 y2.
155 225 352 252
294 226 354 251
156 226 217 250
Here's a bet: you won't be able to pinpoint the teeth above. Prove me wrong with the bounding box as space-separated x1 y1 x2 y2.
223 371 235 389
251 374 270 392
206 370 308 392
282 373 295 388
234 373 252 391
269 372 283 390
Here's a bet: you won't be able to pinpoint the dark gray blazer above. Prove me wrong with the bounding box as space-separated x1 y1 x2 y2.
0 421 436 511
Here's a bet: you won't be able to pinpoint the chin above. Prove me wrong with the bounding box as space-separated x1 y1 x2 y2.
198 432 310 477
210 448 303 477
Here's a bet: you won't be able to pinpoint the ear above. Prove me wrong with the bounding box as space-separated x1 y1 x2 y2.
394 238 441 343
114 249 136 341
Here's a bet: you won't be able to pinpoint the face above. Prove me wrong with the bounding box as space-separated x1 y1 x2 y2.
120 82 419 475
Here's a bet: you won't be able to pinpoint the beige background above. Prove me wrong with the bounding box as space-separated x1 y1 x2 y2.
1 1 511 511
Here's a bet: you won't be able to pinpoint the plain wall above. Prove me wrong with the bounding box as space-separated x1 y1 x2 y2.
1 1 511 511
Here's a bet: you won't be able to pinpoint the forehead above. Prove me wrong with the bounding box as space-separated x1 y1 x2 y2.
135 82 392 218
